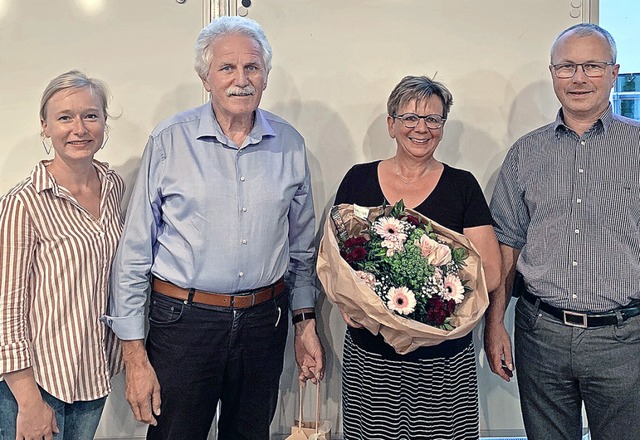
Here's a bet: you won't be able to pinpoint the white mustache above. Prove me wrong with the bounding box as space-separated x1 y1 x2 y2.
226 85 256 96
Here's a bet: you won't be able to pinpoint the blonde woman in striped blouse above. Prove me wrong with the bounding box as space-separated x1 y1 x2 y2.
0 71 124 440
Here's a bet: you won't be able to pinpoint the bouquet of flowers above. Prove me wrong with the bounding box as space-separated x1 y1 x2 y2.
317 201 488 354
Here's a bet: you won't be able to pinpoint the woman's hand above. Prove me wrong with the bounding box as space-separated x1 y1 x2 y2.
16 398 59 440
338 308 364 328
4 367 59 440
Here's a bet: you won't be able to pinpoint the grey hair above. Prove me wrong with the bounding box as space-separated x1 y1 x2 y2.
194 16 272 80
40 70 111 122
551 23 617 63
387 75 454 119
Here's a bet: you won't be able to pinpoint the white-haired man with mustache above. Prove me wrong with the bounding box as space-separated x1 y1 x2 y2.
104 16 325 440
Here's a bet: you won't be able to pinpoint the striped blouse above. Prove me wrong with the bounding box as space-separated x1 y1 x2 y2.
0 160 124 403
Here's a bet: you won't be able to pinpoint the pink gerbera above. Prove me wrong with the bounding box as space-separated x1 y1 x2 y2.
386 286 417 315
373 217 407 243
442 274 465 303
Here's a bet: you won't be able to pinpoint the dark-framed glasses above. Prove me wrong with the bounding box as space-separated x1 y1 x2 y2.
551 62 615 78
392 113 446 129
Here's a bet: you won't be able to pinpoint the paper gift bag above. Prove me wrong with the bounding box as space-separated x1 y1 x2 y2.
286 382 332 440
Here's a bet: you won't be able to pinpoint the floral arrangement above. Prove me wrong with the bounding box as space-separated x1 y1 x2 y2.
337 200 470 330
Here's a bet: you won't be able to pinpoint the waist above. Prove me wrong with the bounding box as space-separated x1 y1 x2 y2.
152 277 285 309
522 289 640 328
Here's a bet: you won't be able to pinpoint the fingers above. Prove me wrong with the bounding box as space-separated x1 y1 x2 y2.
339 309 364 328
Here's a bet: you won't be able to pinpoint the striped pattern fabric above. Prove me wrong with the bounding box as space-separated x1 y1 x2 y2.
0 160 124 403
491 107 640 312
342 332 479 440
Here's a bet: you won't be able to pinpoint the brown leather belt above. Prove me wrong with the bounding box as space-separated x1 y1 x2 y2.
152 277 285 308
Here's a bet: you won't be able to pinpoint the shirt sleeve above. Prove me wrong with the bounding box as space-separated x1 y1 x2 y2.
0 194 35 374
490 145 529 250
103 135 165 340
286 148 319 311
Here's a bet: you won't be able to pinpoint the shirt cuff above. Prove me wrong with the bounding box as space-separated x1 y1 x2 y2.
100 314 146 341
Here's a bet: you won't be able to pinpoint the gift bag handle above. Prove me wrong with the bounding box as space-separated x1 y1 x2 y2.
297 381 321 433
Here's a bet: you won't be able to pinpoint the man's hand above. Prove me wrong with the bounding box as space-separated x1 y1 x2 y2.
484 320 514 382
122 340 162 425
293 317 325 387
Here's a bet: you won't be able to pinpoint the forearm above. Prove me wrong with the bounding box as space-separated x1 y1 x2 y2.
4 367 43 407
122 339 149 367
486 244 520 324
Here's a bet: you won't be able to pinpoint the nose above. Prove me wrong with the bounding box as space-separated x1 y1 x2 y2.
235 69 249 86
412 118 430 132
572 65 588 82
72 117 88 135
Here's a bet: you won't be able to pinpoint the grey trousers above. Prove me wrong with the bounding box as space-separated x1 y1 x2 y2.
514 296 640 440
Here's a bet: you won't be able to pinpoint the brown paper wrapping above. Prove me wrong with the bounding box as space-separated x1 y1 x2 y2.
317 203 489 354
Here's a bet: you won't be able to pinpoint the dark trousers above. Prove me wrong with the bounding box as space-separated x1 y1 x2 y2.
515 296 640 440
145 290 289 440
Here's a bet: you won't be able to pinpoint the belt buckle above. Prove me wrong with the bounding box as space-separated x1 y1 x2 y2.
563 311 588 328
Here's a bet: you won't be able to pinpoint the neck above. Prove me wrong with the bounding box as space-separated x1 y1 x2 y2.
393 156 439 185
561 106 607 136
47 157 97 189
212 104 255 147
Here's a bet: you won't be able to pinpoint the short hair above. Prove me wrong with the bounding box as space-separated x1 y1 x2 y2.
194 16 273 81
387 75 454 119
551 23 617 63
40 70 111 122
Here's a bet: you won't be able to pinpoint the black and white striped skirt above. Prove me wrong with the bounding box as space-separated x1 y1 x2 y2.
341 331 479 440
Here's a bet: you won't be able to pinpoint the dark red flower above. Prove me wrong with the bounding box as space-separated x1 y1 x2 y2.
345 246 367 263
344 236 368 248
403 215 421 226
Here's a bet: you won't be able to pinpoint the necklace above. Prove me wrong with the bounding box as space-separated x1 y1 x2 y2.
393 158 431 185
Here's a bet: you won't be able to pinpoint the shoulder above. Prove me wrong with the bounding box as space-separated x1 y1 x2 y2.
510 121 557 153
150 105 204 137
258 109 304 143
343 161 381 179
0 176 35 218
440 163 483 189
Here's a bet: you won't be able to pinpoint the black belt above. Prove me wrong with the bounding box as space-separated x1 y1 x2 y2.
522 289 640 328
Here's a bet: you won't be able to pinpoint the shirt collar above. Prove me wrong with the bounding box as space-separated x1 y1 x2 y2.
196 102 276 148
32 159 113 195
554 104 613 137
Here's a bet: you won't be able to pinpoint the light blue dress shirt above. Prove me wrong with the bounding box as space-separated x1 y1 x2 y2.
104 103 318 340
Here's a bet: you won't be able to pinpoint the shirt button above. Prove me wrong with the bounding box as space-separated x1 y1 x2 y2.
240 176 246 182
576 198 582 204
580 140 586 146
578 168 584 173
242 207 247 212
574 229 579 234
242 239 247 244
572 293 578 299
572 261 578 267
238 271 244 277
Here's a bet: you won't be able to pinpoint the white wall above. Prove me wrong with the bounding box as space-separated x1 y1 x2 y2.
0 1 590 438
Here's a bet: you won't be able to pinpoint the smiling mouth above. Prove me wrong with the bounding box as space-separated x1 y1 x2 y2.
409 138 431 143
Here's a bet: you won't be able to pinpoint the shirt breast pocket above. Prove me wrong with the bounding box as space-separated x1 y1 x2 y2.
593 180 640 231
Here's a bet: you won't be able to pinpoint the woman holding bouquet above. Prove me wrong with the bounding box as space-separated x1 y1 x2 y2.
334 75 500 439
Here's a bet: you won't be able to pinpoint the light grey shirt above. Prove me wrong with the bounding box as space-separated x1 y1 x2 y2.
491 106 640 312
104 103 318 339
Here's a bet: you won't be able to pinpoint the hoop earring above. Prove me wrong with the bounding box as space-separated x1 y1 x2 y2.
41 137 52 155
100 130 109 150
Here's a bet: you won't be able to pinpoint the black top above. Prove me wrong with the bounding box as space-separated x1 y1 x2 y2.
335 160 493 360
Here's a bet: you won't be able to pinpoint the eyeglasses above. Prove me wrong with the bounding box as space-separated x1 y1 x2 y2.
391 113 446 129
551 62 615 78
